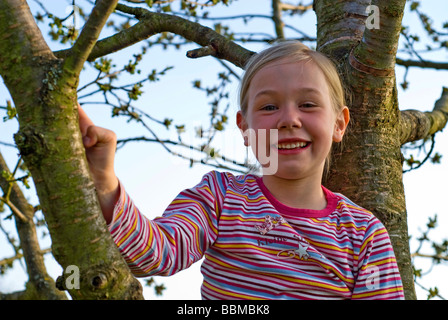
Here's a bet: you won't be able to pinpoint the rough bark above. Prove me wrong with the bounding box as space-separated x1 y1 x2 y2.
272 0 285 39
0 0 143 299
0 153 67 300
315 0 416 299
400 87 448 144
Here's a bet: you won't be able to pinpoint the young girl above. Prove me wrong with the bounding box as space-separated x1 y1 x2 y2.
79 41 405 300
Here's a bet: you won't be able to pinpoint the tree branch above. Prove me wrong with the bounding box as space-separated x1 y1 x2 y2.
56 4 254 69
280 2 313 11
0 289 28 300
116 136 249 173
396 57 448 71
0 248 51 268
272 0 285 39
400 87 448 144
0 151 67 300
412 252 448 261
0 0 54 60
314 0 366 57
352 0 406 71
0 196 28 223
63 0 119 78
186 44 217 59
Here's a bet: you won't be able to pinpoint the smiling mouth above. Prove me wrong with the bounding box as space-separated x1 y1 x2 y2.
275 141 310 150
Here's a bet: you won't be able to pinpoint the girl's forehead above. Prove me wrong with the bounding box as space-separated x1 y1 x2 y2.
257 57 313 72
251 60 323 86
249 59 326 90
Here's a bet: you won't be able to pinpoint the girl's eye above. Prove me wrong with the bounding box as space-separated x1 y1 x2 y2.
262 105 277 111
300 103 316 108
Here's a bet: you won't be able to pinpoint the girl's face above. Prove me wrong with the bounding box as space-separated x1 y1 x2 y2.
237 59 349 181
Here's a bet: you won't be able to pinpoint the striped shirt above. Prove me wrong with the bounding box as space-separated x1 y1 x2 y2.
109 171 404 300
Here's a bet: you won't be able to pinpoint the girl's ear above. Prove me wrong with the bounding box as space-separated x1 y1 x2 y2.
236 111 249 146
333 106 350 142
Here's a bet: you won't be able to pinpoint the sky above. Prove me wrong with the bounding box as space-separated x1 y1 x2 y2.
0 0 447 300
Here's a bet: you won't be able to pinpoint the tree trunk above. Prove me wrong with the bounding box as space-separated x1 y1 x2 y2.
0 0 143 299
315 0 416 299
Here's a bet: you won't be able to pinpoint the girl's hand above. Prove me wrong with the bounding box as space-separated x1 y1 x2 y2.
78 104 119 223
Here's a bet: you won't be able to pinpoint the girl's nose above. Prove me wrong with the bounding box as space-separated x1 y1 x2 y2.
278 105 302 129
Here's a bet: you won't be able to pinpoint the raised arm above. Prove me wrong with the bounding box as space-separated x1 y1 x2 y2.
78 104 119 223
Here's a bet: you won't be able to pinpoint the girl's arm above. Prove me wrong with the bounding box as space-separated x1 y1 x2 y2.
78 104 119 224
78 104 225 277
351 219 405 300
108 171 225 277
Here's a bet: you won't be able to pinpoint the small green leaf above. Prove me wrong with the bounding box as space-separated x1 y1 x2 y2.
163 118 173 129
3 101 16 122
410 1 420 11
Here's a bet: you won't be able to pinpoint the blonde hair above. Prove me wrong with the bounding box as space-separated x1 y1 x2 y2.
239 40 346 115
238 40 347 176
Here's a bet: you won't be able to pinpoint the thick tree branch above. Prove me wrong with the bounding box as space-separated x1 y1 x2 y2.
0 0 54 61
316 0 417 300
281 2 313 11
0 289 27 300
353 0 406 71
400 87 448 144
0 0 55 103
56 4 254 69
272 0 285 39
2 1 144 298
63 0 118 78
0 152 66 300
396 57 448 71
314 0 367 58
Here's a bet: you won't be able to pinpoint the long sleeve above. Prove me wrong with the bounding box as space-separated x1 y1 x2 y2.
106 171 406 300
351 217 405 300
108 171 227 277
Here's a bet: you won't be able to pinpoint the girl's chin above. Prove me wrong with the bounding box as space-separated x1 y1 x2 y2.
261 167 305 179
260 162 325 180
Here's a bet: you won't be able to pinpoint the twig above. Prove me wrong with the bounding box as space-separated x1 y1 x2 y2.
187 44 217 59
0 196 28 223
412 252 448 261
396 57 448 70
402 134 436 173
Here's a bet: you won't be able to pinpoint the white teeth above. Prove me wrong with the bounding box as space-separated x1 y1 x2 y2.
276 142 308 149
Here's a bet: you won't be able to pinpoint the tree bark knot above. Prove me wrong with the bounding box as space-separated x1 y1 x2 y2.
14 129 47 166
349 49 395 77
